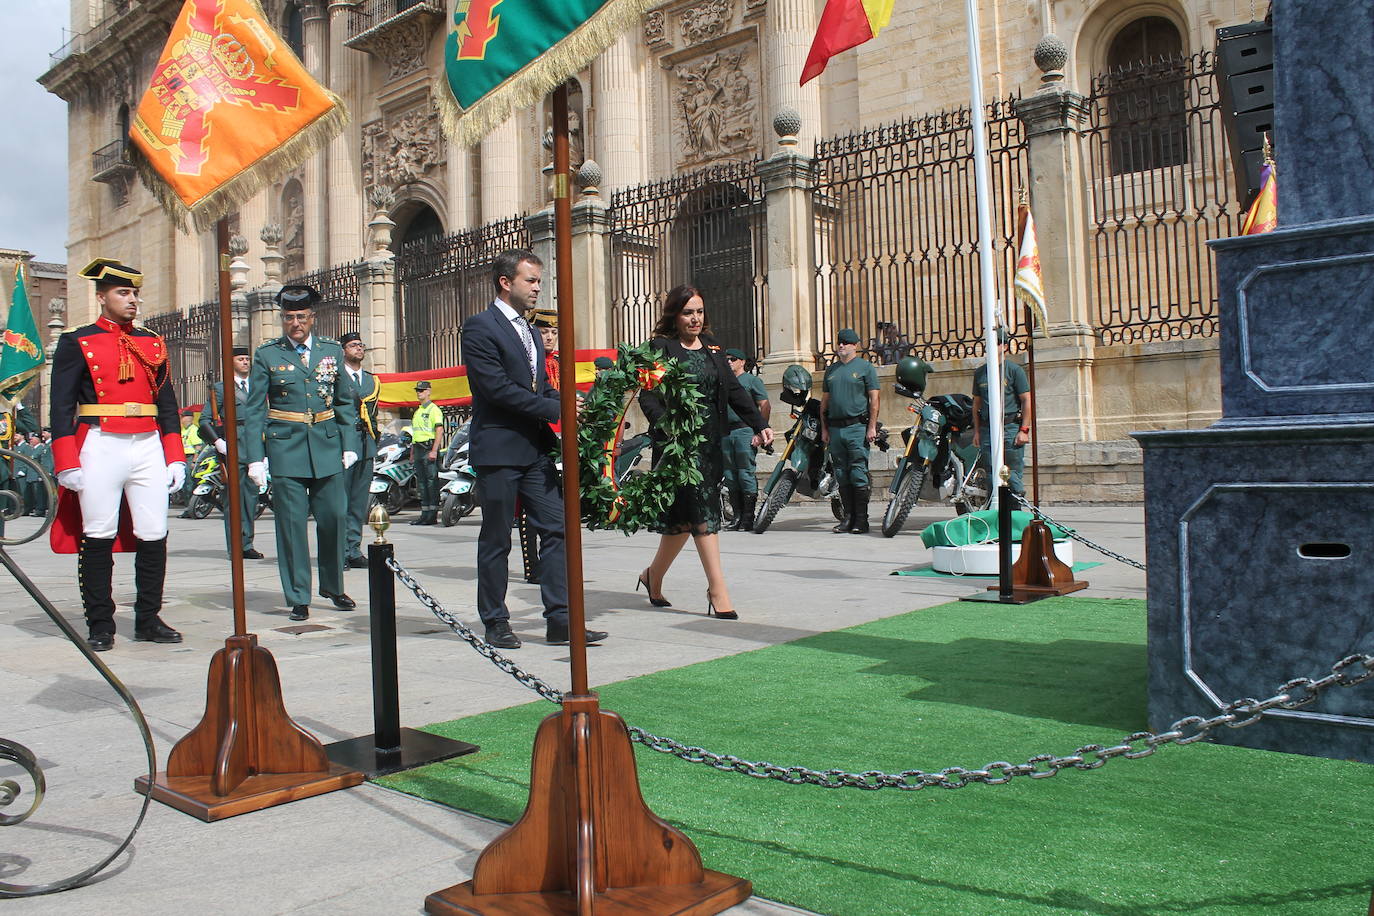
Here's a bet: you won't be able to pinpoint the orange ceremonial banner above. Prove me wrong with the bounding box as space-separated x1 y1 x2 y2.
376 351 617 409
130 0 346 231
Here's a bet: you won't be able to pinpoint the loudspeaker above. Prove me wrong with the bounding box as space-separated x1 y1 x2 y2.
1216 20 1274 208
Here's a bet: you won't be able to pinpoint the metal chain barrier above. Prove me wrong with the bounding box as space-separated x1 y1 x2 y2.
625 652 1374 789
386 557 565 705
1011 492 1147 571
383 558 1372 792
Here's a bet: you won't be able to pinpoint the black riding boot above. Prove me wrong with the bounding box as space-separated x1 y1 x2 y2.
832 485 854 533
850 486 872 534
79 536 117 649
726 489 743 530
133 536 181 642
738 493 757 532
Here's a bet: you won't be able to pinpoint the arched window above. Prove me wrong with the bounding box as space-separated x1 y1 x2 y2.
117 104 131 144
1104 16 1188 174
398 205 443 250
284 1 305 60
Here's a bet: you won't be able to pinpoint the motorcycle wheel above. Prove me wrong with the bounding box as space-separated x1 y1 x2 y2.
956 466 992 515
441 492 475 527
881 465 927 538
385 484 406 515
830 495 846 522
187 493 215 520
752 468 796 534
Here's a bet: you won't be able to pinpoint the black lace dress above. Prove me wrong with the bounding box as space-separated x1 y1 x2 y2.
654 347 724 536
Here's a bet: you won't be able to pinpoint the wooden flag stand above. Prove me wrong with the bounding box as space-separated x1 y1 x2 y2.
990 519 1088 599
423 86 751 916
135 219 362 820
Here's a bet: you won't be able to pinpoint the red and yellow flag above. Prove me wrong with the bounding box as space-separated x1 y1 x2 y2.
375 351 617 409
130 0 347 231
800 0 895 85
1240 162 1277 235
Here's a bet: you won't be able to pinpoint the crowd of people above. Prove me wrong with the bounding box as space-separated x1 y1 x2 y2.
30 249 1031 654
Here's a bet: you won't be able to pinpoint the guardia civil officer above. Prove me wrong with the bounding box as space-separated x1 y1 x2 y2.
820 328 880 534
49 259 186 651
339 331 380 565
199 346 263 559
722 348 770 530
971 326 1031 496
243 285 360 621
409 380 444 526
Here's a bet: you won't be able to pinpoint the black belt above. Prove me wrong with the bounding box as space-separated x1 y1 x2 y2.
729 421 750 432
827 415 868 428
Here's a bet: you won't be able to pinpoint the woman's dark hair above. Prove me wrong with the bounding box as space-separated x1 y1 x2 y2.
652 284 709 339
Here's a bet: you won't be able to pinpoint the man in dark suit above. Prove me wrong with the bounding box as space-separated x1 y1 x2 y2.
200 346 263 559
339 331 380 567
462 249 607 649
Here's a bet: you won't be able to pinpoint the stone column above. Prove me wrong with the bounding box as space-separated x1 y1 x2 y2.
253 223 286 344
480 118 520 222
327 0 363 262
569 161 613 348
302 0 330 270
359 187 398 373
1014 35 1097 445
526 207 556 286
590 29 647 191
756 109 816 372
764 0 822 152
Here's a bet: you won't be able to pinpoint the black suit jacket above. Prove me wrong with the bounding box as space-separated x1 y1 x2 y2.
640 334 768 455
462 302 561 466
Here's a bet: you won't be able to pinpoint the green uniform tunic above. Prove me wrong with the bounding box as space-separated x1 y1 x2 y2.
972 359 1030 495
823 356 879 487
722 372 768 496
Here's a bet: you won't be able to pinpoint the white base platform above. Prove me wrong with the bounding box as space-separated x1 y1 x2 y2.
931 540 1073 575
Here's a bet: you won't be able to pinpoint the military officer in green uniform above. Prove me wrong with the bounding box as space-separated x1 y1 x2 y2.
821 328 880 534
971 326 1031 496
200 346 263 559
721 348 770 531
0 405 40 537
244 285 360 621
339 331 380 565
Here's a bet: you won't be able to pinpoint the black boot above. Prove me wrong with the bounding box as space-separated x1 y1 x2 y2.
79 536 117 650
832 485 854 533
850 486 871 534
725 489 743 530
738 493 757 532
133 537 181 643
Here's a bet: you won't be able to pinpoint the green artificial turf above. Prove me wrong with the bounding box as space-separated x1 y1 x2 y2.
378 598 1374 915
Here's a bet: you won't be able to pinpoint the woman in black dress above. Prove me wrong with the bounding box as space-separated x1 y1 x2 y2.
636 285 774 619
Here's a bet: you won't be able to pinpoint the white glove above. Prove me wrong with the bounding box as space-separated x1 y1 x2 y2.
58 468 84 492
166 462 186 494
248 461 267 489
342 450 358 470
214 437 227 455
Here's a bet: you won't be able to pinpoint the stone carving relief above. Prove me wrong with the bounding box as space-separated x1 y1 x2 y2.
644 10 667 48
370 16 431 81
743 0 766 18
361 105 443 198
679 0 732 46
672 48 756 166
281 180 305 280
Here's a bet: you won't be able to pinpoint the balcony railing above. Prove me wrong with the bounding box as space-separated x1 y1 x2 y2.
346 0 444 45
92 138 133 183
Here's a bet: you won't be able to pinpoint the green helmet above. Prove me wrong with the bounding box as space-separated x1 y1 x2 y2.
782 364 812 395
895 356 933 392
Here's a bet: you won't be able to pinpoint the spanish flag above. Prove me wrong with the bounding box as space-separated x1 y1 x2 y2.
375 351 617 409
129 0 347 231
801 0 896 85
1240 161 1277 235
1013 209 1049 336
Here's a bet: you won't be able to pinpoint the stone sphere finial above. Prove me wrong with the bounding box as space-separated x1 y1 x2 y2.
773 107 802 147
575 158 602 196
1034 34 1068 84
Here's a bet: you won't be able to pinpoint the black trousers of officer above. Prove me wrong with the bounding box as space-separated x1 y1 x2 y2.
475 457 567 627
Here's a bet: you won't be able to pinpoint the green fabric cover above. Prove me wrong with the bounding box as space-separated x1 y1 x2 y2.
920 509 1067 548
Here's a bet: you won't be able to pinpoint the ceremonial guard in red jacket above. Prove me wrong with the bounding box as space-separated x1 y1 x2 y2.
49 259 186 652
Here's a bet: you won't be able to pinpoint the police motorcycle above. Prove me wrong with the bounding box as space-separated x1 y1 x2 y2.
188 445 271 520
439 420 480 526
880 355 991 537
752 365 889 534
369 428 418 515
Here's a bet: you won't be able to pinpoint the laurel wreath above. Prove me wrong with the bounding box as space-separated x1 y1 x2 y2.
577 343 705 534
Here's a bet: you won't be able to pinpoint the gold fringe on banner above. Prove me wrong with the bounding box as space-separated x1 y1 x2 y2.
434 0 658 147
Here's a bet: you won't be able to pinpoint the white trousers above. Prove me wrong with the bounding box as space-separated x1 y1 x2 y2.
78 428 170 540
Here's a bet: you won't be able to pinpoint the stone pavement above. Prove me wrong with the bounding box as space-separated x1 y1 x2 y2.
0 497 1147 914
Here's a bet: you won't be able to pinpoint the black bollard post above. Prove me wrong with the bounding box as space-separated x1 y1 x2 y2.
997 483 1014 600
324 516 479 777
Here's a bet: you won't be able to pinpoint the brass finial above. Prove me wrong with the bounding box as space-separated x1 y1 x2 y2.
999 465 1011 486
368 503 391 544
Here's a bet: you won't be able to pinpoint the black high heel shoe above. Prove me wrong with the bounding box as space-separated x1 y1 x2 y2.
636 568 671 607
706 591 739 620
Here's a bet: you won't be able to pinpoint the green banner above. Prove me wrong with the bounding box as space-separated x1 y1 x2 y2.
438 0 653 147
0 264 45 410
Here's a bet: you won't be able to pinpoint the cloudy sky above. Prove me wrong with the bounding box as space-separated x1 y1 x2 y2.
1 0 71 264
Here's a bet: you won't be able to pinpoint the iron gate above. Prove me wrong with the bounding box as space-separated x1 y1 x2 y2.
142 301 223 411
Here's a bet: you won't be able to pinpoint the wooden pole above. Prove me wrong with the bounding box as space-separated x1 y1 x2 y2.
214 219 248 636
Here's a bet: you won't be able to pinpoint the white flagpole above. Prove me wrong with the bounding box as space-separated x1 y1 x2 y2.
963 0 1003 508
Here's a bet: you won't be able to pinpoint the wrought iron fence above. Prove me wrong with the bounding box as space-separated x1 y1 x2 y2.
1083 51 1239 345
608 161 767 358
812 98 1028 366
393 217 530 371
142 301 226 411
347 0 443 40
282 261 362 342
